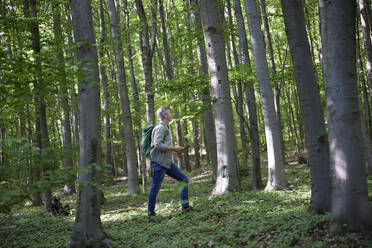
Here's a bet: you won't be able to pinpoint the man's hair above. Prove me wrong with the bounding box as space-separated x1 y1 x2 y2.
157 106 170 121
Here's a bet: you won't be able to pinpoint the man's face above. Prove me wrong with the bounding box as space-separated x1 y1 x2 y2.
164 109 172 121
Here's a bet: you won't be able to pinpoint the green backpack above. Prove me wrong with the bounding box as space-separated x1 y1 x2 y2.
141 123 169 157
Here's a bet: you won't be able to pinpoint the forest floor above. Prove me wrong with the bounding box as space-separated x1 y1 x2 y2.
1 153 372 248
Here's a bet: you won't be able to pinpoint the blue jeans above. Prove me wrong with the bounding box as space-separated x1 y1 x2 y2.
148 161 189 216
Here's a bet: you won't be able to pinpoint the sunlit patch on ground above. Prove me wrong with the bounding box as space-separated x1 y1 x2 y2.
1 155 372 247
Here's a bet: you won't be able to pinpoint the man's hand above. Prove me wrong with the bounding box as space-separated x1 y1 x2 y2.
168 146 184 154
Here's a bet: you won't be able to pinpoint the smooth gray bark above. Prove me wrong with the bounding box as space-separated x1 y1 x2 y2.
244 0 287 190
320 0 372 233
191 0 218 180
67 0 110 246
106 0 139 195
232 0 262 188
281 0 331 213
200 0 241 195
260 0 287 167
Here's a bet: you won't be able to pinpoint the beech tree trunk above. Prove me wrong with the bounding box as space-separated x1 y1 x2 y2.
260 0 286 165
281 0 331 213
106 0 139 195
67 0 110 246
244 0 288 190
233 0 262 189
200 0 240 195
123 1 147 192
191 0 218 180
320 0 372 233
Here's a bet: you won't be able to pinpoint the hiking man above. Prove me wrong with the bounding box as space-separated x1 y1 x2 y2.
148 106 191 217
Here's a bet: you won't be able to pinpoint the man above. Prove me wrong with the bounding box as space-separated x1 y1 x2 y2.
148 106 191 217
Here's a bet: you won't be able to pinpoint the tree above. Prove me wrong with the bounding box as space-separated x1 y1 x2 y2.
24 0 52 210
98 0 113 178
135 0 156 124
52 1 75 196
123 1 148 192
67 0 110 246
232 0 262 188
191 0 218 180
320 0 372 233
200 0 240 195
106 0 139 195
244 0 288 190
280 0 331 213
359 0 372 105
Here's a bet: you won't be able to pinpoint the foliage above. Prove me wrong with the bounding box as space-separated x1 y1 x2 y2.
1 157 371 247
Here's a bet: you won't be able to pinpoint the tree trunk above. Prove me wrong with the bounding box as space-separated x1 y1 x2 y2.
320 0 372 233
52 1 75 196
192 119 201 168
226 0 249 171
158 0 188 169
24 0 52 211
135 0 156 124
233 0 262 188
64 5 80 168
260 0 287 166
106 0 139 196
67 0 110 246
286 87 301 154
191 0 218 181
0 119 4 166
185 0 201 170
359 0 372 108
244 0 287 190
98 0 113 179
200 0 241 195
260 0 276 75
183 121 192 172
280 0 331 213
123 1 147 192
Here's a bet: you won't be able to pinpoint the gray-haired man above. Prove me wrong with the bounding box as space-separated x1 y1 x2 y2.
148 106 191 216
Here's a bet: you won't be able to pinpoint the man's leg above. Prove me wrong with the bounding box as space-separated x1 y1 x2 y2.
166 162 189 209
148 162 166 216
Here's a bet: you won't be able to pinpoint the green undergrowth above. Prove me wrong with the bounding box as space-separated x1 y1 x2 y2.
1 159 372 248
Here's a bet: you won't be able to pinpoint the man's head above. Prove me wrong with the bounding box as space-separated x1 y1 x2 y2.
157 106 172 123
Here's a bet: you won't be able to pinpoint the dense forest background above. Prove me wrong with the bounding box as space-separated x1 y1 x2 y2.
0 0 372 247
